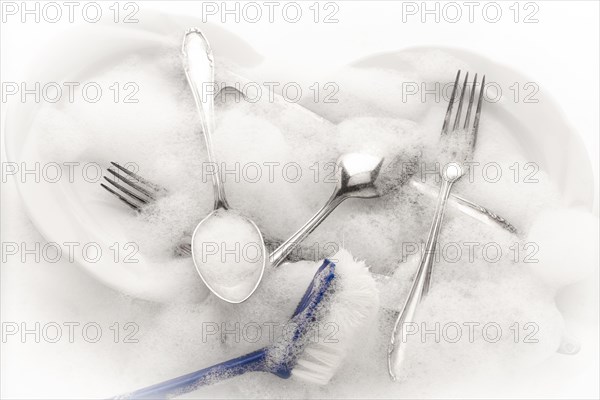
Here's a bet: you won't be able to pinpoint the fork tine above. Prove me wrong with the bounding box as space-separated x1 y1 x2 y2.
103 176 150 205
452 72 469 131
101 183 143 211
107 168 156 200
441 70 461 134
463 73 478 130
110 162 166 193
471 75 485 148
175 242 192 257
101 163 169 213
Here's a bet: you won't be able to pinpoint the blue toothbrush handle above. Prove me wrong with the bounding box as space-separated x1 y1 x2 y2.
115 348 268 399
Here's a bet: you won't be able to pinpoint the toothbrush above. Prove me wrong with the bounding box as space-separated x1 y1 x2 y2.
115 253 378 399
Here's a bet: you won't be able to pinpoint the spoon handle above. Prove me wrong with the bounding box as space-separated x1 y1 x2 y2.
182 28 228 210
387 176 456 380
270 191 346 268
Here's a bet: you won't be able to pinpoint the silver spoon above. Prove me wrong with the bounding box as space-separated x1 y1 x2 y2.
183 28 266 304
270 153 383 267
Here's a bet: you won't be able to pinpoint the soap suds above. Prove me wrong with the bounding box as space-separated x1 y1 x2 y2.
9 47 597 399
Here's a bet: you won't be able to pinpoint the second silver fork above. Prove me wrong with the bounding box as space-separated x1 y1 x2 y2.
388 70 485 380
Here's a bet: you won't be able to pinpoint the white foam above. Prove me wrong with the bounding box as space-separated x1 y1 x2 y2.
10 47 597 399
191 209 265 301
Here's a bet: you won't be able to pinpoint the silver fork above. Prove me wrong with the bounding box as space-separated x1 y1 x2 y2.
100 162 168 211
387 70 485 380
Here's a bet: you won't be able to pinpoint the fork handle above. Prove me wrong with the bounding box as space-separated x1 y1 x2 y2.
387 177 455 380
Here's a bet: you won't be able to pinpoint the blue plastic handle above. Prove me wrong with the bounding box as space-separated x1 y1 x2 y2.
115 260 336 399
116 348 268 399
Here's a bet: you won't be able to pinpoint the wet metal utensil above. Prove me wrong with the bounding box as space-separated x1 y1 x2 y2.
388 70 485 380
270 153 383 267
183 28 266 304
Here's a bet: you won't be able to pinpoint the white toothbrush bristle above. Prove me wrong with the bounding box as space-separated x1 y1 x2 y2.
291 249 379 385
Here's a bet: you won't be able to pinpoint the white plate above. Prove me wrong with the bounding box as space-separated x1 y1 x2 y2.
347 47 595 209
5 12 595 304
4 14 265 303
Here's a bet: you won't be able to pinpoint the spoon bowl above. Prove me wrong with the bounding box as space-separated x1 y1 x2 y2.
335 153 384 199
191 209 266 304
